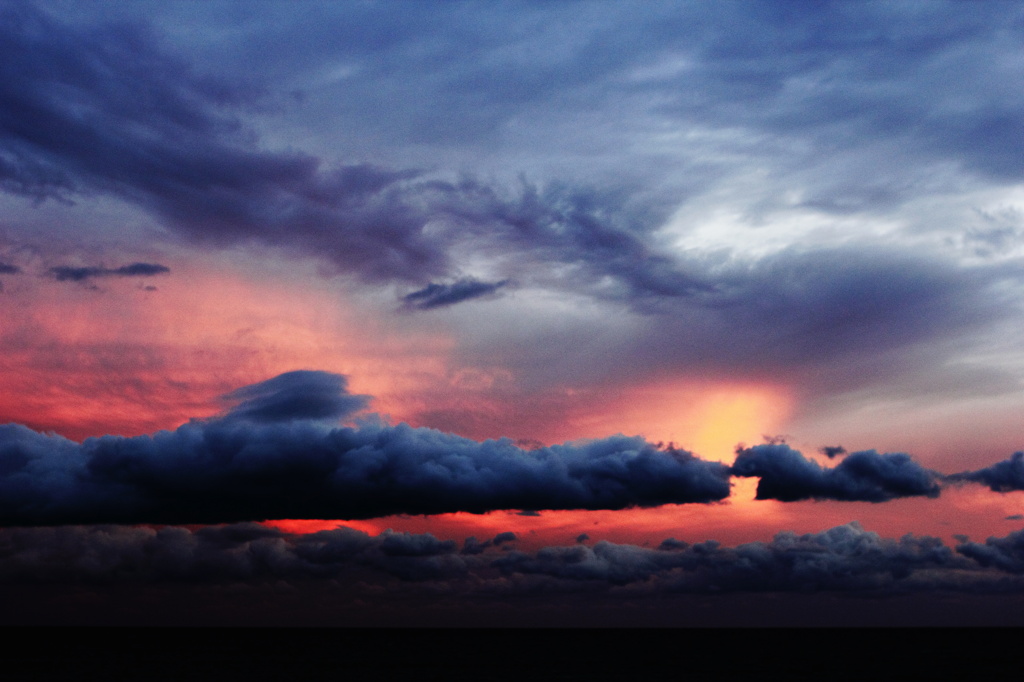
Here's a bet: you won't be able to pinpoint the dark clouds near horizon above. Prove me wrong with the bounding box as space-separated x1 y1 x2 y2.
0 371 733 526
5 520 1024 601
0 369 1017 527
732 443 942 502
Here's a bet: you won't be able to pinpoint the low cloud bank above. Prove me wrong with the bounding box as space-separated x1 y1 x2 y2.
732 443 942 502
6 369 1024 528
0 371 731 525
5 521 1024 597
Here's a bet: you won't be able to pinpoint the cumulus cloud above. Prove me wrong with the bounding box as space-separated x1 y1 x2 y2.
5 521 1011 597
0 371 732 525
947 452 1024 492
460 532 516 556
731 443 941 502
957 529 1024 573
48 262 170 282
0 522 467 584
402 278 510 310
493 522 963 593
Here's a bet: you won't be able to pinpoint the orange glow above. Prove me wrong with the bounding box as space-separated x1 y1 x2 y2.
265 518 385 536
554 379 794 462
259 480 1024 550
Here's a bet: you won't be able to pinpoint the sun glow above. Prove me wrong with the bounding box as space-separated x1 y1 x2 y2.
563 379 794 463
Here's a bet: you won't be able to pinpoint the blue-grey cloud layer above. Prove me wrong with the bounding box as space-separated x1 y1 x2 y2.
5 368 1024 527
3 1 1022 404
732 443 941 502
0 2 705 303
947 452 1024 492
0 371 732 525
5 520 1024 599
48 262 169 282
402 278 510 310
219 370 370 423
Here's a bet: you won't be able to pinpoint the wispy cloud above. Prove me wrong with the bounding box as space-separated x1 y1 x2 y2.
402 278 510 310
48 262 170 282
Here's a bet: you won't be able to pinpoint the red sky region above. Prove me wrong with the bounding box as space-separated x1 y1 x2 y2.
0 250 796 452
1 250 1021 549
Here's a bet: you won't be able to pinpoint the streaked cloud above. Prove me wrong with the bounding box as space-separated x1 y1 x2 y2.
48 262 170 282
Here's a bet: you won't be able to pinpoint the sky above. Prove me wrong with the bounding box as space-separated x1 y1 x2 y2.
5 0 1024 625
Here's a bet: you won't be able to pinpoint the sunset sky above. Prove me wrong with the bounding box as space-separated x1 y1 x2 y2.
5 0 1024 625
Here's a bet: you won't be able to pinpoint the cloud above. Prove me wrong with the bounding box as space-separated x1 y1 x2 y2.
957 529 1024 573
0 4 709 303
493 532 516 546
0 522 467 584
460 532 516 556
820 446 847 459
731 443 941 502
2 520 998 597
947 452 1024 492
0 263 20 275
402 278 510 310
492 522 964 593
219 370 370 424
48 262 170 282
0 371 732 525
461 245 1013 407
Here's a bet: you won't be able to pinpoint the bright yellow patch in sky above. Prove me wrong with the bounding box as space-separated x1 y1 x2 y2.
563 379 793 463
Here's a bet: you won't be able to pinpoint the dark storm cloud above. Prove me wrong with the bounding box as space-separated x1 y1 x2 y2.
460 532 515 556
47 262 170 282
0 262 20 274
731 443 941 503
493 522 965 593
957 529 1024 574
7 520 1012 597
947 452 1024 492
402 278 510 310
0 371 731 525
0 522 467 584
